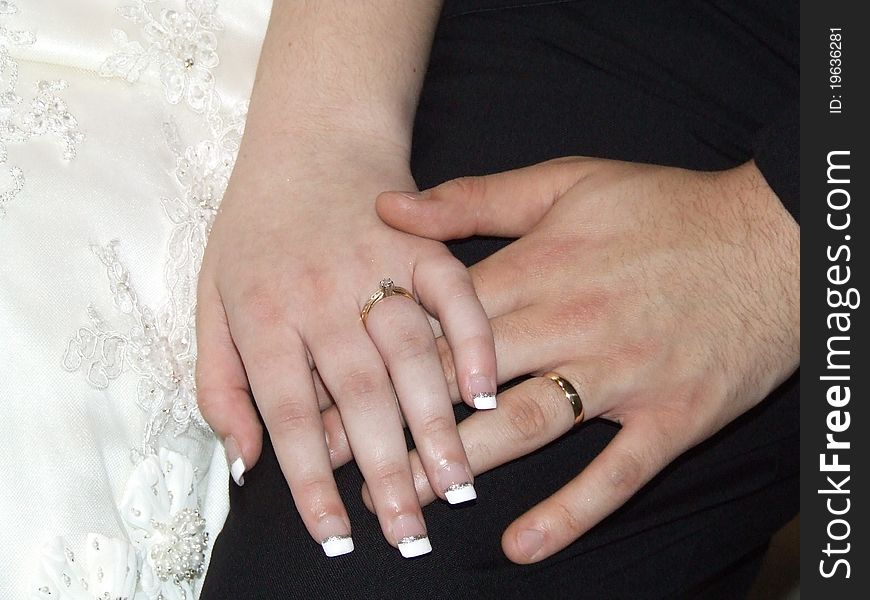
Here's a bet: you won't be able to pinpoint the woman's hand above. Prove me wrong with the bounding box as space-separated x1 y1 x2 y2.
324 157 799 562
195 136 496 557
192 0 497 558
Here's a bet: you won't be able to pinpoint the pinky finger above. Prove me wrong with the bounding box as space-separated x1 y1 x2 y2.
501 420 679 564
195 282 261 486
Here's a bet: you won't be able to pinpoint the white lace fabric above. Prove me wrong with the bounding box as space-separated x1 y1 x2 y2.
0 1 271 597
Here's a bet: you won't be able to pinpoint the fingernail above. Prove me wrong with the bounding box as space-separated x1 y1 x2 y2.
224 436 245 486
392 514 431 558
398 191 424 201
317 514 354 557
517 529 545 560
435 462 477 504
469 375 497 409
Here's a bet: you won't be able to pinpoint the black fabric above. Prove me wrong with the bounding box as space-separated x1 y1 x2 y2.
202 2 799 599
754 103 800 222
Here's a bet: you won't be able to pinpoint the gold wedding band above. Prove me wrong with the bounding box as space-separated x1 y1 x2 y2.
544 372 585 426
360 278 417 324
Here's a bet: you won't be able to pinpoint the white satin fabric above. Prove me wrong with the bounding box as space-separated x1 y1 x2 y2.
0 1 271 597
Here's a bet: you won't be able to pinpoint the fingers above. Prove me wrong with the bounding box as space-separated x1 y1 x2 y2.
311 319 433 557
376 159 585 239
195 281 261 486
233 324 354 557
365 291 478 506
502 419 678 564
358 374 579 509
436 305 571 403
414 256 497 410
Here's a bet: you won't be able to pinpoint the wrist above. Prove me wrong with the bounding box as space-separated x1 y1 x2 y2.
234 122 412 188
713 161 800 390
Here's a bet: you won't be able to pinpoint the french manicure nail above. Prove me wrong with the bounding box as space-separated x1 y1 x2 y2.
469 375 497 409
517 529 545 560
224 435 245 486
321 535 354 557
445 482 477 504
436 462 477 504
472 393 497 410
392 514 431 558
317 515 354 557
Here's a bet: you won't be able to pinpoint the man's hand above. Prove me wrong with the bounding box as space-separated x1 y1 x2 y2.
324 157 799 563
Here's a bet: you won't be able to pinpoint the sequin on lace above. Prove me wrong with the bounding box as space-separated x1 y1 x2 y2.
101 0 223 113
49 1 249 596
63 240 209 450
63 105 245 453
0 2 83 216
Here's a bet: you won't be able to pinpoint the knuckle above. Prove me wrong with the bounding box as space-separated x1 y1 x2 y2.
605 446 649 494
458 332 493 354
392 331 434 362
550 288 611 332
443 266 474 295
337 369 383 402
294 475 336 503
446 176 488 202
237 284 287 328
549 497 584 536
372 461 410 490
266 394 315 434
417 413 457 439
502 392 553 444
195 386 248 421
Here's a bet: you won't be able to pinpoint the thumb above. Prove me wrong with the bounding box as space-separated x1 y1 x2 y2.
376 158 586 240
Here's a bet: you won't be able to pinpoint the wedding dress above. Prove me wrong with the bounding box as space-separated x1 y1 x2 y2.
0 1 271 597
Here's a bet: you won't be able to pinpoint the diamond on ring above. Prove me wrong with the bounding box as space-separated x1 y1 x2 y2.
360 277 418 324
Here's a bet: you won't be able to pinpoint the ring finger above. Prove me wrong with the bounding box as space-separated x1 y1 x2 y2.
365 287 477 506
356 368 594 507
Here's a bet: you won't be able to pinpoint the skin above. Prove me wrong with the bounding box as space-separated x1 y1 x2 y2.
195 1 498 554
321 157 800 563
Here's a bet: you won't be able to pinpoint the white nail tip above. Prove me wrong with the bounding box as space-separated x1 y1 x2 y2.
398 536 432 558
230 457 245 486
444 483 477 504
472 393 497 410
321 536 354 557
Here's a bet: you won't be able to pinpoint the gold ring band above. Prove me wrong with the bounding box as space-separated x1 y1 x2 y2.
360 278 416 324
544 372 585 426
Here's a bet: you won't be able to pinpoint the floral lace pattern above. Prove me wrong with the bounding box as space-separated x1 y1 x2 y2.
0 1 83 216
46 1 249 597
62 240 208 451
65 0 246 458
62 108 245 454
101 0 223 113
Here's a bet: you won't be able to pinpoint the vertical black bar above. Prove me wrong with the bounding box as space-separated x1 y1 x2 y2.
801 1 868 597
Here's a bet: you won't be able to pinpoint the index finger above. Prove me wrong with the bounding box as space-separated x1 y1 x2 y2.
501 420 680 563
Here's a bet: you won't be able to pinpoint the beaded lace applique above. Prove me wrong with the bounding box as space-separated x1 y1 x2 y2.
33 450 207 600
62 109 245 455
0 1 83 216
65 0 246 457
100 0 223 113
47 1 247 597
